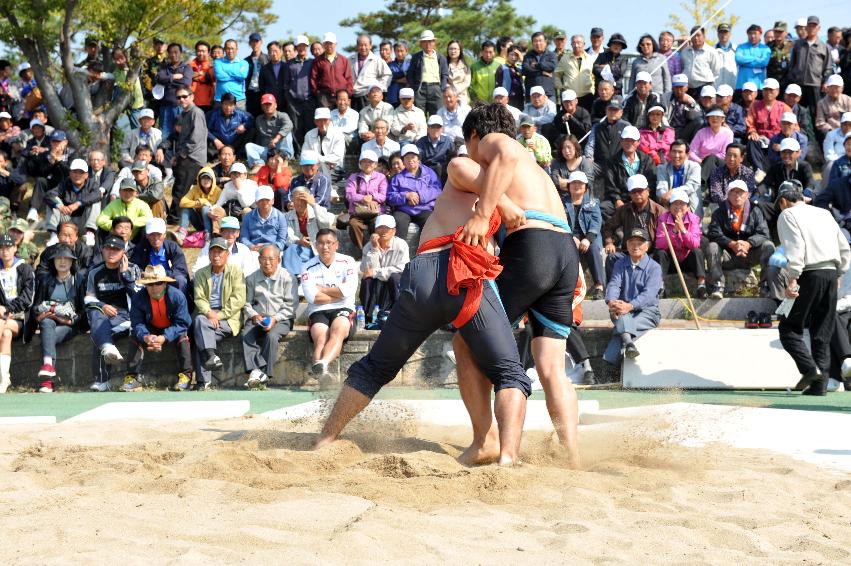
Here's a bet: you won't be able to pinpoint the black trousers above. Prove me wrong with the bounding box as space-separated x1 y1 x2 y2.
245 90 263 117
415 83 442 115
654 247 706 281
285 96 315 154
829 309 851 382
171 158 203 221
675 118 704 144
392 210 432 246
359 274 402 321
778 268 837 376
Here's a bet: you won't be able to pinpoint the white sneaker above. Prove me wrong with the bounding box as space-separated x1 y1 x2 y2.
83 232 95 246
245 369 262 388
101 344 123 364
311 360 327 376
841 358 851 379
827 378 842 393
258 372 269 384
26 208 38 222
46 233 59 247
0 374 10 393
89 380 110 392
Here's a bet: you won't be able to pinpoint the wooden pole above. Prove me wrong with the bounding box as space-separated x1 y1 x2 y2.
661 221 701 330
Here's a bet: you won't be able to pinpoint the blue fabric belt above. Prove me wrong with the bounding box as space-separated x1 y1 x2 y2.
524 210 572 233
529 308 572 338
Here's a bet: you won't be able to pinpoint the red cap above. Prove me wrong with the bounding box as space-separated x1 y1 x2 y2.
260 94 276 105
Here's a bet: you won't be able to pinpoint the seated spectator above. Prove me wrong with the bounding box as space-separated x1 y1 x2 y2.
0 233 34 393
35 221 94 279
828 133 851 184
706 180 777 299
522 85 556 126
245 93 294 172
254 150 291 210
110 144 163 200
388 152 404 177
357 84 394 144
436 86 471 141
623 71 665 129
638 105 674 166
689 106 735 184
242 244 298 388
602 173 665 279
716 84 747 141
88 151 116 208
517 116 552 170
303 107 345 180
697 85 717 115
84 235 141 391
128 160 166 218
823 113 851 185
360 118 400 159
390 88 427 144
815 75 851 136
663 74 702 142
745 78 790 177
492 86 522 127
23 129 71 224
330 89 359 150
359 214 409 324
176 167 220 247
289 151 332 210
550 135 595 196
206 92 254 160
764 138 815 205
212 145 237 187
708 143 756 204
0 150 24 216
90 216 136 266
767 112 808 166
240 185 287 254
192 237 247 389
97 177 153 241
0 112 21 159
44 158 100 247
603 227 662 364
127 265 192 392
283 187 336 276
8 218 38 266
120 108 163 169
782 84 812 140
656 139 702 213
386 145 441 245
214 162 256 220
301 229 359 381
130 217 189 294
29 244 85 393
192 216 259 276
415 115 455 181
562 171 605 299
601 126 657 220
654 189 707 298
590 79 615 122
542 89 592 148
344 149 387 256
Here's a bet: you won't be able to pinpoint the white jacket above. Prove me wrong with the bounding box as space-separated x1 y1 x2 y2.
285 202 336 253
778 203 851 279
349 51 392 97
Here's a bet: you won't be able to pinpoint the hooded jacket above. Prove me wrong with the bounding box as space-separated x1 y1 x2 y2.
179 166 222 210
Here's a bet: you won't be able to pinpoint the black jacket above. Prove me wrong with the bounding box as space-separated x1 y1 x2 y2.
35 241 94 280
542 106 592 147
522 49 558 97
45 177 101 215
406 51 449 92
593 51 629 92
764 161 815 199
815 175 851 216
259 61 288 110
603 150 657 203
26 271 87 341
590 118 629 166
244 52 269 93
707 200 770 249
623 92 665 128
0 260 35 339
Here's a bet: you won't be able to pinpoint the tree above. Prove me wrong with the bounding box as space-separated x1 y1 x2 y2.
0 0 275 156
340 0 535 56
667 0 739 44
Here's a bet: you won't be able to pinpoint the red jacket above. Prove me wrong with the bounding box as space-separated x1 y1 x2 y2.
309 54 353 98
190 58 215 107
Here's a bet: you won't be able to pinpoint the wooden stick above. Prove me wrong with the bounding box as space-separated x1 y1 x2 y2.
661 221 701 330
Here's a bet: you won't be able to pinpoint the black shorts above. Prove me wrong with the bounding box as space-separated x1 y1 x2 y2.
308 308 355 341
346 249 531 398
497 228 578 339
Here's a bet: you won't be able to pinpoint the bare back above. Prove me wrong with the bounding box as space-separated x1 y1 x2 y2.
419 181 494 252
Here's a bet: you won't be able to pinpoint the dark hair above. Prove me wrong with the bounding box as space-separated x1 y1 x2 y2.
221 92 236 104
335 88 350 99
224 39 238 48
112 216 132 228
670 139 690 153
49 244 77 275
219 144 234 155
175 85 191 97
58 221 79 234
659 30 674 41
481 40 495 51
725 142 746 156
447 40 467 66
315 228 337 240
0 149 7 161
531 31 547 42
706 104 726 116
496 36 513 52
267 41 281 50
393 41 408 50
636 34 659 52
462 103 516 141
135 144 152 156
388 151 402 163
379 41 392 50
212 44 223 52
88 61 104 74
555 135 581 159
827 26 841 35
376 156 390 171
195 41 211 51
167 42 182 53
690 26 705 35
282 41 294 50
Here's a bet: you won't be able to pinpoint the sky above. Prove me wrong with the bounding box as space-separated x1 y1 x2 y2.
245 0 848 57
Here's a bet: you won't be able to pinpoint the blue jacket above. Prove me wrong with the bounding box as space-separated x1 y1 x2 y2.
387 164 442 216
725 102 747 139
206 107 254 145
387 57 411 104
735 42 771 89
815 174 851 216
406 51 449 92
605 253 662 311
285 57 313 102
130 285 191 343
415 134 455 169
213 57 249 101
829 155 851 183
129 239 190 288
767 131 809 165
562 192 602 243
289 173 332 208
240 207 288 252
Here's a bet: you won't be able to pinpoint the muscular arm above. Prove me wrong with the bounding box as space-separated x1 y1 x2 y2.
448 157 525 228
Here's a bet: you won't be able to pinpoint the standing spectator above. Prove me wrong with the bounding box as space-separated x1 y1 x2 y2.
736 24 771 92
656 139 702 212
561 171 605 299
390 88 427 144
143 38 167 116
190 41 215 113
386 145 440 244
602 173 665 278
44 158 100 247
283 187 336 275
242 244 298 387
290 151 333 210
284 36 314 153
601 126 657 220
714 23 738 90
387 41 410 106
359 214 409 322
310 32 353 109
680 26 721 98
349 35 391 111
815 75 851 135
654 189 707 298
259 41 286 114
587 28 606 59
406 30 448 115
745 78 790 177
205 92 254 160
302 107 345 180
415 115 454 180
690 106 735 183
110 48 145 129
708 142 756 204
170 87 207 223
787 16 832 112
542 90 592 147
130 217 189 294
658 31 683 77
555 35 596 110
240 185 288 253
592 33 629 94
192 217 258 277
0 233 34 393
192 237 247 388
360 118 400 159
603 228 662 364
357 84 394 144
629 34 671 95
767 21 794 85
176 167 220 246
776 183 851 395
214 39 249 109
156 43 193 140
446 40 471 105
96 177 153 241
127 265 193 391
523 32 558 100
496 45 525 110
469 41 500 104
436 86 470 141
244 32 269 116
84 235 141 391
638 105 675 167
245 93 293 171
553 31 568 61
301 229 359 381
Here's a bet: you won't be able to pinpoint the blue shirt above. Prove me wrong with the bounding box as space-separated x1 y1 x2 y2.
210 271 223 309
387 57 411 104
672 165 685 189
149 246 167 268
213 58 250 102
289 173 332 208
240 207 288 252
605 253 662 311
206 107 254 145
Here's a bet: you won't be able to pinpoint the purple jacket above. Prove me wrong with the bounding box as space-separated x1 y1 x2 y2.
387 165 442 216
346 172 387 214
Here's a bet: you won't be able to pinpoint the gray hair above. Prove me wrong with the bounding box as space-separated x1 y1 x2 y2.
259 243 281 258
571 34 585 43
373 118 389 130
442 85 458 96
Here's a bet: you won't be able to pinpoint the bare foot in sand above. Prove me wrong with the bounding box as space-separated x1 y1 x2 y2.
498 455 521 467
313 435 335 451
458 441 500 466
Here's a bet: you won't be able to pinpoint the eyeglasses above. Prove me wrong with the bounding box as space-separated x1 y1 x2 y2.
176 94 191 100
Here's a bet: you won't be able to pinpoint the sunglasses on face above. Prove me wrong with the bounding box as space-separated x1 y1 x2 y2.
176 94 190 100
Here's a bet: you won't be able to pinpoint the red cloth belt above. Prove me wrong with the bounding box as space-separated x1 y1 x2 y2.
416 211 503 328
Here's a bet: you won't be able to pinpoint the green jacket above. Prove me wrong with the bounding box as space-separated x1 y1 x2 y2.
96 197 153 238
193 263 246 334
469 59 501 104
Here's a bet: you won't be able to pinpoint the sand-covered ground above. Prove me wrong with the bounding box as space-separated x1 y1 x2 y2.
1 407 849 565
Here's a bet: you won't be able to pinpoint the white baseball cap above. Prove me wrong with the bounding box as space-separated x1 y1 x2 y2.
255 185 274 201
795 18 807 27
314 107 331 120
635 71 652 83
647 105 665 115
672 74 688 87
780 111 797 124
841 112 851 124
17 62 31 73
29 118 44 128
779 138 801 152
0 112 11 120
374 214 396 229
359 149 378 162
627 174 649 191
322 32 337 44
742 81 758 92
427 115 444 127
716 84 734 98
705 108 726 118
230 162 247 174
492 86 509 98
762 78 780 90
145 217 166 234
69 158 88 171
401 144 419 157
139 108 154 120
419 30 435 42
399 87 415 98
700 85 716 98
726 179 748 193
826 74 845 88
785 83 802 96
620 125 640 141
295 35 309 47
669 188 690 204
530 85 545 96
561 89 577 102
567 171 588 184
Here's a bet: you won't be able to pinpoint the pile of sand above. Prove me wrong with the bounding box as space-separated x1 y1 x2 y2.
1 411 849 564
